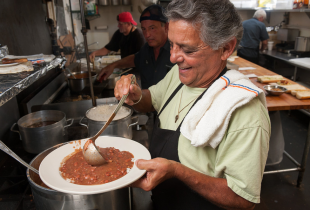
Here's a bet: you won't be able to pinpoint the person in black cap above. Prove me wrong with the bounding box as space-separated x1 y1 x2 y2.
97 5 174 89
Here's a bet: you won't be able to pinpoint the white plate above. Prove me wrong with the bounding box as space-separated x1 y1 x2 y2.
0 63 18 67
39 136 151 195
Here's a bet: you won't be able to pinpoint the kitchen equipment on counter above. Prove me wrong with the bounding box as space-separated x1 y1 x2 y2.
264 85 287 96
122 0 131 5
111 0 120 5
10 110 73 154
277 28 300 42
141 0 158 6
27 141 131 210
0 140 39 174
76 42 99 54
100 68 133 88
294 37 310 52
276 28 300 53
102 73 121 89
66 71 97 93
99 0 110 5
80 104 139 139
82 75 136 165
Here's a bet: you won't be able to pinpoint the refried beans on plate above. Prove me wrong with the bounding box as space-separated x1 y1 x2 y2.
59 147 134 185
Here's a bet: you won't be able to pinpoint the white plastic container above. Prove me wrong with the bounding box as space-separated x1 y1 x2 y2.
268 41 274 51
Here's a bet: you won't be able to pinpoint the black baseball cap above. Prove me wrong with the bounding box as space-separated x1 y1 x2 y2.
140 5 168 23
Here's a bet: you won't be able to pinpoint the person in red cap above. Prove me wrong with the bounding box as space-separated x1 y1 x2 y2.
89 12 145 61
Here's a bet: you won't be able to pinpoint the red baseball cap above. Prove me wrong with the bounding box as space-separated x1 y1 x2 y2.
117 12 137 26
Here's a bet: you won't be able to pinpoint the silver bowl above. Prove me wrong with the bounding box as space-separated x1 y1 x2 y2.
263 85 287 96
66 71 97 93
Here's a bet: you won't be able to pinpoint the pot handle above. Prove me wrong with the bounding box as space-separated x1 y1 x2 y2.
10 123 21 140
79 116 88 129
64 118 74 128
128 116 139 128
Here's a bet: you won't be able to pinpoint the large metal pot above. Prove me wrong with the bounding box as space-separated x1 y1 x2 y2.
26 142 130 210
99 0 109 5
122 0 131 5
111 0 120 5
67 71 97 93
79 104 138 139
103 73 121 89
295 37 310 52
10 110 73 154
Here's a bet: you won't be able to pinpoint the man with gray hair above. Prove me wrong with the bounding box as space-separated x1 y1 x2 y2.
114 0 270 209
237 9 269 64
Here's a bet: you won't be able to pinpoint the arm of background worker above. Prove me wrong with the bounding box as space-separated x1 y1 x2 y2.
89 48 111 61
97 54 136 82
260 40 268 51
114 74 155 113
133 158 255 210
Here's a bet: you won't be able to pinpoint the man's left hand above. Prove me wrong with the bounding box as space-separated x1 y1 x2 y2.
130 158 177 191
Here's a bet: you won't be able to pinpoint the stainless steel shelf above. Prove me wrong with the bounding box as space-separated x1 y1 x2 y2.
236 8 310 12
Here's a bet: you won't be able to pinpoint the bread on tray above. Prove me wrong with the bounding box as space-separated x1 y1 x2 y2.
257 75 284 83
296 91 310 100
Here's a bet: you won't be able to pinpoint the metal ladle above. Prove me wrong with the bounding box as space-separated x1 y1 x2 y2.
82 75 136 166
0 140 39 175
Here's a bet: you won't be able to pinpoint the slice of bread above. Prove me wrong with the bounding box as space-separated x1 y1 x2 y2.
296 91 310 100
283 85 308 93
291 89 310 96
257 75 284 83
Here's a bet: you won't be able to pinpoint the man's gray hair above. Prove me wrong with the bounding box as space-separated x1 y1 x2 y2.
253 9 267 20
164 0 243 50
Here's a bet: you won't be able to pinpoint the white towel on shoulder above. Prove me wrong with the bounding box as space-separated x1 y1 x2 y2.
180 70 266 148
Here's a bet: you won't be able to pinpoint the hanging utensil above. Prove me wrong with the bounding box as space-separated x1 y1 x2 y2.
82 75 136 166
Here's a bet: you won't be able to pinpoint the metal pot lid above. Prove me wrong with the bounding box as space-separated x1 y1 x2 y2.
86 104 131 122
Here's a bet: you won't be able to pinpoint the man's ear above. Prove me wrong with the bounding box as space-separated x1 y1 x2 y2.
165 22 169 33
221 37 237 61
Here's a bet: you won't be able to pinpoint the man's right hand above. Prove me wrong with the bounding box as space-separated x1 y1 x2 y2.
97 64 116 82
89 52 96 62
114 74 142 106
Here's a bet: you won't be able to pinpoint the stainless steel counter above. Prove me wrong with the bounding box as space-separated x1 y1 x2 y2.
262 50 298 62
0 57 65 107
262 50 310 81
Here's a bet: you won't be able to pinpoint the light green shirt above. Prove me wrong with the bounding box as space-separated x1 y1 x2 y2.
149 65 270 203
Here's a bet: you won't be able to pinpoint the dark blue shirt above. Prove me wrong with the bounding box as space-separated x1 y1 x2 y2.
239 18 269 57
134 40 173 89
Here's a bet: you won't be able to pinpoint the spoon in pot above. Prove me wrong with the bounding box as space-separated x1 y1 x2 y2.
65 68 77 79
0 140 39 175
83 75 136 166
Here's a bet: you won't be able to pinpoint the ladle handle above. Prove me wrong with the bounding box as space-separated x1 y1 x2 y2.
119 68 133 76
0 140 39 175
91 75 136 141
